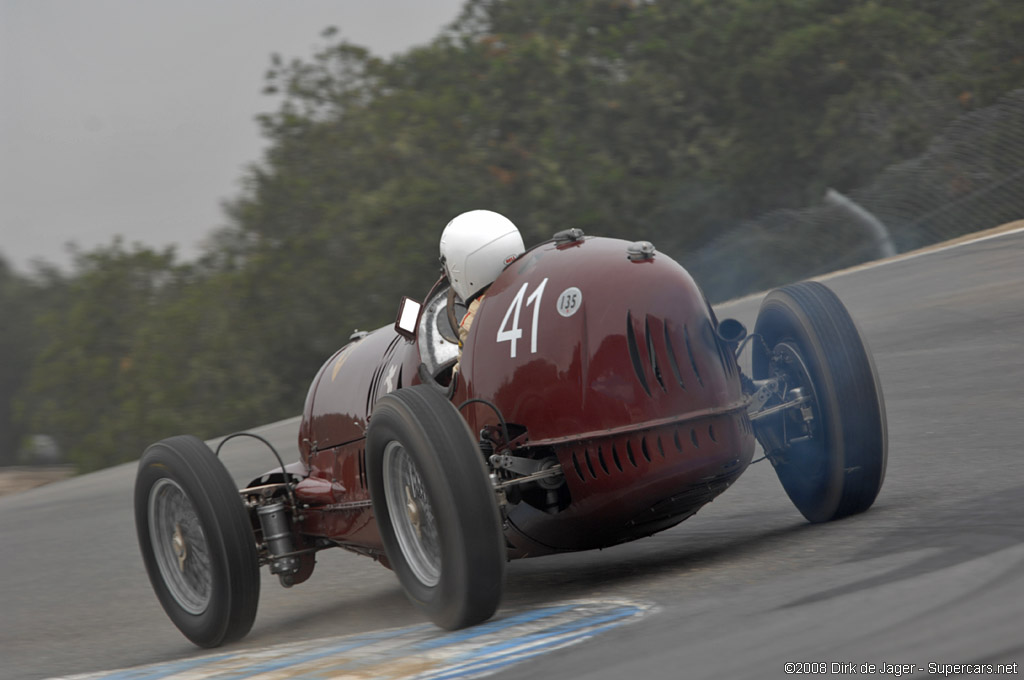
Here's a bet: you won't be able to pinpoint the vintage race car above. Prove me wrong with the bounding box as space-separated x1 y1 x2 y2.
135 229 887 647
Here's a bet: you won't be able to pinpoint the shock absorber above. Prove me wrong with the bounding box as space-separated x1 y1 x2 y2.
256 502 300 585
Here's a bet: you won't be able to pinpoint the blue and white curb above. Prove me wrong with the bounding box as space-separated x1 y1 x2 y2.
55 599 652 680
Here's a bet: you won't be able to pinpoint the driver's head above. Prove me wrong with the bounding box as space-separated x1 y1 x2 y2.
440 210 524 301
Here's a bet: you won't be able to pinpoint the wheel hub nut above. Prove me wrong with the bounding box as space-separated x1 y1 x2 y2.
172 523 187 571
405 486 421 537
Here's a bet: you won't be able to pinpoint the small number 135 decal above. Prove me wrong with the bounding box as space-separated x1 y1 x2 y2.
556 287 583 318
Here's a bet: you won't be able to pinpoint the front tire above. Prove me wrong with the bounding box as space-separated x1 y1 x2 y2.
367 385 505 629
134 435 260 647
752 282 887 522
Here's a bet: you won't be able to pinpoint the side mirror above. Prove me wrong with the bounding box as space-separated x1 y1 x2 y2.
394 297 422 341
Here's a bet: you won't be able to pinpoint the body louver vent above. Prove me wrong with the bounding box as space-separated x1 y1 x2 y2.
627 313 707 395
626 312 651 396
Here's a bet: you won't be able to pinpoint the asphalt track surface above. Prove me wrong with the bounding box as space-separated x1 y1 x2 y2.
2 227 1023 680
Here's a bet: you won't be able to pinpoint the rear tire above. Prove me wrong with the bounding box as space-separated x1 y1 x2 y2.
367 385 505 629
752 282 887 522
134 435 260 647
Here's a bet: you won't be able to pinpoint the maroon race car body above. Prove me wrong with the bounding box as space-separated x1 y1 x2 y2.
135 230 887 647
298 234 752 557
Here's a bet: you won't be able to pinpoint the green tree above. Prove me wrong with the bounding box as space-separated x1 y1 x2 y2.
12 0 1024 472
17 242 186 471
0 257 38 465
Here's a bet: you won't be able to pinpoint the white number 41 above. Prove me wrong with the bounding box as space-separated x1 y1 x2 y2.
496 278 549 359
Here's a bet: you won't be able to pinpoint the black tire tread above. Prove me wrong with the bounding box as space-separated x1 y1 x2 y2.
367 385 505 629
134 435 260 647
754 281 887 521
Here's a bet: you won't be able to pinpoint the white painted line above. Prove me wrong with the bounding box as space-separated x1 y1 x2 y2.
718 224 1024 308
817 223 1024 280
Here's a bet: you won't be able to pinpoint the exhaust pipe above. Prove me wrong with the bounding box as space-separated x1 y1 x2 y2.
716 318 747 348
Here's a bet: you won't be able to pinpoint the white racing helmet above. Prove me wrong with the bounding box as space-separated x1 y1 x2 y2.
440 210 525 301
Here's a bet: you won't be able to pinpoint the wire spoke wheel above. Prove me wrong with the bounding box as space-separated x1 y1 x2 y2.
135 435 261 647
367 385 505 630
148 478 213 615
752 281 887 523
382 441 441 587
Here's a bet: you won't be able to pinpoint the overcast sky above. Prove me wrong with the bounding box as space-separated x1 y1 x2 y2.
0 0 466 272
